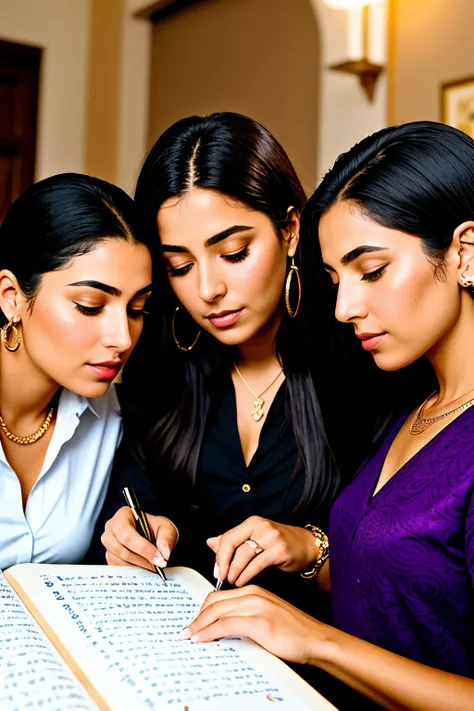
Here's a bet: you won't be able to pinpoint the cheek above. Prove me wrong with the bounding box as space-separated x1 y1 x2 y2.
235 245 286 299
27 301 97 351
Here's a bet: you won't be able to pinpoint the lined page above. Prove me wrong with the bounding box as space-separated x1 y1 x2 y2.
8 565 336 711
0 572 97 711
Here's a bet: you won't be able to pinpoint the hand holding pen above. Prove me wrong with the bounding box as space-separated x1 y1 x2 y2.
122 487 168 583
101 491 179 574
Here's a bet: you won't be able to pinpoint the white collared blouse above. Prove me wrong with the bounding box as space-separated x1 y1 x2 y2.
0 386 121 570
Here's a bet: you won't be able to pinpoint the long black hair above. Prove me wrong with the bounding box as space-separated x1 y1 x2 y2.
125 112 343 515
0 172 147 323
302 121 474 443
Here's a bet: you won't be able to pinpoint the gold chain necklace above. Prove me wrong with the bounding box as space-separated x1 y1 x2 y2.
409 390 474 435
233 364 284 422
0 406 55 445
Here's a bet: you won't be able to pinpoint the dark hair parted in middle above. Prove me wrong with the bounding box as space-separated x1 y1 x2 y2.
302 121 474 437
126 112 348 515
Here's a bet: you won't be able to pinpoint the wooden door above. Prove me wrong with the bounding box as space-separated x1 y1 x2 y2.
0 39 41 223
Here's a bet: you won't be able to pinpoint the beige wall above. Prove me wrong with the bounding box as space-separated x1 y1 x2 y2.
389 0 474 124
0 0 91 179
148 0 320 192
85 0 124 182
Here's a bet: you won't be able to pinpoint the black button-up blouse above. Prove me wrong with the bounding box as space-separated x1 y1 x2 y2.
90 374 331 620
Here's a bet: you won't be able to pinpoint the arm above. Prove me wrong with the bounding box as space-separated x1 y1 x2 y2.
186 587 474 711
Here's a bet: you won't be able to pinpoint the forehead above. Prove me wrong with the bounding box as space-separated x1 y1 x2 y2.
157 188 262 245
319 201 414 265
41 239 151 288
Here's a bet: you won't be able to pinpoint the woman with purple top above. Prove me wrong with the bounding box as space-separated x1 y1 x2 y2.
185 122 474 710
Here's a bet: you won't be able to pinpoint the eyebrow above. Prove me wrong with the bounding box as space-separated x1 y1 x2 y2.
67 280 153 297
161 225 253 253
323 245 388 271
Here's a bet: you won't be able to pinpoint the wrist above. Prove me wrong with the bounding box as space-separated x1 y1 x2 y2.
306 621 342 667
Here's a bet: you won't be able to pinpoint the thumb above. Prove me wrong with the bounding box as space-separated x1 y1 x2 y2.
152 516 179 565
206 535 221 553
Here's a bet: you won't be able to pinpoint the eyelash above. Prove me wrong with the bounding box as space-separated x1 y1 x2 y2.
73 303 148 319
168 246 249 278
361 266 387 282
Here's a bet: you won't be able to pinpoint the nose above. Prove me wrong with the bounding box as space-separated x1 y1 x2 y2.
334 280 368 324
197 263 227 303
102 306 133 353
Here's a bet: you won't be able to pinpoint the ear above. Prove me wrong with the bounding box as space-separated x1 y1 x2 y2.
0 270 24 321
283 207 300 258
453 221 474 277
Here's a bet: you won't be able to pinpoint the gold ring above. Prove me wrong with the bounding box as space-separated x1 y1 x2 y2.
245 538 264 555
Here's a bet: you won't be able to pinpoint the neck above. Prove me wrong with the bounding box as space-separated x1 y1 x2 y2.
236 307 282 371
426 294 474 404
0 347 60 430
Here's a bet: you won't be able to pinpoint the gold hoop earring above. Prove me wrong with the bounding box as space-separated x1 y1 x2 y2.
285 257 301 318
172 307 201 352
1 316 21 352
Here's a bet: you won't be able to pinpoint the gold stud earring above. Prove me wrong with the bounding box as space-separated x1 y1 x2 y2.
1 316 21 352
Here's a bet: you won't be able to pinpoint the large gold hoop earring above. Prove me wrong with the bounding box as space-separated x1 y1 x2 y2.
172 307 201 352
1 316 21 352
285 258 301 318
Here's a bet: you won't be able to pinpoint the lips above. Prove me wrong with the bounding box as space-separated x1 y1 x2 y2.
356 332 386 351
206 308 243 329
87 361 122 380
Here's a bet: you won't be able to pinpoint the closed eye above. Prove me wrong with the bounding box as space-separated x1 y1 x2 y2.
361 266 387 282
222 246 249 263
167 263 193 278
73 303 149 318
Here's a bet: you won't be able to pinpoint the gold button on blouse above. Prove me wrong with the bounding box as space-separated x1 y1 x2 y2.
242 483 251 493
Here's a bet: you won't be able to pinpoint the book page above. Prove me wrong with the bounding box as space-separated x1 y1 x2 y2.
0 572 97 711
6 565 336 711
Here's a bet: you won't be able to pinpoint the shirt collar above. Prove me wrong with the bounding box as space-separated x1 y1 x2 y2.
59 388 101 420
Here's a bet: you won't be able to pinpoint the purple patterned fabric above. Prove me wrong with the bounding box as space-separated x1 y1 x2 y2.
329 406 474 677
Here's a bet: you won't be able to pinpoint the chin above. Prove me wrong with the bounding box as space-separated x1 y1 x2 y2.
66 380 113 399
371 350 421 372
211 326 254 347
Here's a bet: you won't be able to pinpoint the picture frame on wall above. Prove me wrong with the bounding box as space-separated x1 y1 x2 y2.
441 76 474 139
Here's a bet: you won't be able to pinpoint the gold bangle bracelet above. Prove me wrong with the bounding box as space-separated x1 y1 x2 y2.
301 524 329 579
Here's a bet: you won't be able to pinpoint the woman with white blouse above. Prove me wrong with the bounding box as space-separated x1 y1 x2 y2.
0 173 153 571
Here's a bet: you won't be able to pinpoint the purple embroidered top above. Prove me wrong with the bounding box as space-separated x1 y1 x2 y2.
329 406 474 677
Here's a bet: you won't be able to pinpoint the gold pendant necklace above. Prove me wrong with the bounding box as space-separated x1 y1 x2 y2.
409 390 474 435
0 406 55 445
233 364 284 422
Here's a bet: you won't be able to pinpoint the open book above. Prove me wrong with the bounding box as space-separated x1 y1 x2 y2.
1 564 337 711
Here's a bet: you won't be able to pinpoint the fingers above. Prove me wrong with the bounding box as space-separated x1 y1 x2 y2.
187 616 260 643
104 534 155 572
102 506 159 569
153 517 179 566
213 517 264 581
206 535 221 554
232 550 275 587
186 586 274 642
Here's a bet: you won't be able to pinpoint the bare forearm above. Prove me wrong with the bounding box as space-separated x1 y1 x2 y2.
312 626 474 711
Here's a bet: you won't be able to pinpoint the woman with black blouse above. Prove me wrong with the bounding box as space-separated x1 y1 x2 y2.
94 112 370 618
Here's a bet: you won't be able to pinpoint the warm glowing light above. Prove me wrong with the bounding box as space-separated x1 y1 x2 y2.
323 0 382 9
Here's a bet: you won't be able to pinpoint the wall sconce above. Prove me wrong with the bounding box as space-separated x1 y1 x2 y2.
323 0 384 102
